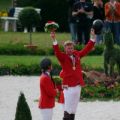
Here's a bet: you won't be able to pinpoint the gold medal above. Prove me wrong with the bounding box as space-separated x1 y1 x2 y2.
70 55 76 70
73 66 76 70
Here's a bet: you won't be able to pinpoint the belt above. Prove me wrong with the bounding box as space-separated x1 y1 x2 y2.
62 83 80 89
62 85 68 89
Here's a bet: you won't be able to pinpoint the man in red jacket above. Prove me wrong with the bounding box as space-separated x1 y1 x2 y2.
50 29 96 120
38 58 58 120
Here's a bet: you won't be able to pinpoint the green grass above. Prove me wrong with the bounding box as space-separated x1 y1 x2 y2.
0 32 104 69
0 55 104 69
81 56 104 69
0 55 58 66
0 32 71 49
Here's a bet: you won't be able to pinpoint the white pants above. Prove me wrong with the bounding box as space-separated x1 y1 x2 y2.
63 85 81 114
40 108 53 120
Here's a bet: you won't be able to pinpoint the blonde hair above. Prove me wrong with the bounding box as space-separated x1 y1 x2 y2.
64 40 74 47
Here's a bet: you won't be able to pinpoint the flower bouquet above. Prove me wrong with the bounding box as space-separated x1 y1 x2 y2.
44 21 59 32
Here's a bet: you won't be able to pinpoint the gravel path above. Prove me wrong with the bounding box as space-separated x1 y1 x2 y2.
0 76 120 120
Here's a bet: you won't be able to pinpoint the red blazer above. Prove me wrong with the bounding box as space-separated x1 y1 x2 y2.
38 73 57 109
53 40 95 87
105 2 120 22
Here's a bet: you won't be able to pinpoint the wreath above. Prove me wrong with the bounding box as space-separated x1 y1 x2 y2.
44 21 59 32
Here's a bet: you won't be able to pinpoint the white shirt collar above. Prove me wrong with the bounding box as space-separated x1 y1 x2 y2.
45 71 50 76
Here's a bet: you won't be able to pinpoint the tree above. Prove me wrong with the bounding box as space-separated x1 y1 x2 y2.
14 92 32 120
16 0 69 32
18 7 40 46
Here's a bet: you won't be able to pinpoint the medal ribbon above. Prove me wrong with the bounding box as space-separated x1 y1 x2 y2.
71 55 76 70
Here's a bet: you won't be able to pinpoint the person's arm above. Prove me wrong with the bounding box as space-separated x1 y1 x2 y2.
85 11 93 19
72 10 80 16
105 3 113 17
72 8 93 17
72 2 79 16
50 32 65 62
114 2 120 17
83 2 93 19
78 29 96 57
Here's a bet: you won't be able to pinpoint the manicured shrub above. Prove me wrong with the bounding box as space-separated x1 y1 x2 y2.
0 43 104 55
0 44 28 55
46 48 54 55
18 7 41 45
36 48 47 55
11 64 31 75
75 44 104 55
19 7 40 29
89 45 104 55
0 63 61 75
74 44 84 51
11 64 40 75
0 65 10 75
14 92 32 120
0 44 47 55
0 62 105 75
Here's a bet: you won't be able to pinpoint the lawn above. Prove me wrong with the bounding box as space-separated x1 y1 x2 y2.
81 55 104 69
0 55 104 69
0 32 104 71
0 32 71 49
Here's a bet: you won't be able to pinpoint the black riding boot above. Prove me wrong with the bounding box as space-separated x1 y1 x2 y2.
63 111 70 120
70 114 75 120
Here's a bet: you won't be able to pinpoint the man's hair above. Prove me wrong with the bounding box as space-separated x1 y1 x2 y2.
64 40 75 47
40 58 52 72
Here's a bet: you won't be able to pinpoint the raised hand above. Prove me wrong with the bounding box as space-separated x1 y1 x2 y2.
90 28 96 41
50 31 56 40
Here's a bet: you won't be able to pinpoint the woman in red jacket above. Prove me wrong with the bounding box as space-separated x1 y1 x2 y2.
38 58 58 120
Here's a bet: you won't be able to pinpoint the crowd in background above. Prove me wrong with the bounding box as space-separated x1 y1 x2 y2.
67 0 120 45
4 0 120 46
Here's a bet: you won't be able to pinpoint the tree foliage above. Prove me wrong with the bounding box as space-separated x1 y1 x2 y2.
18 7 40 29
16 0 68 32
15 92 32 120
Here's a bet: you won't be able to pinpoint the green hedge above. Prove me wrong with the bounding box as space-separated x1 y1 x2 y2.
0 62 103 76
0 43 104 55
0 44 46 55
0 63 61 75
81 85 120 100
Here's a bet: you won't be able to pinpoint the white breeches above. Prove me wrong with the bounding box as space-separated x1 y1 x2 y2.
40 108 53 120
63 85 81 114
